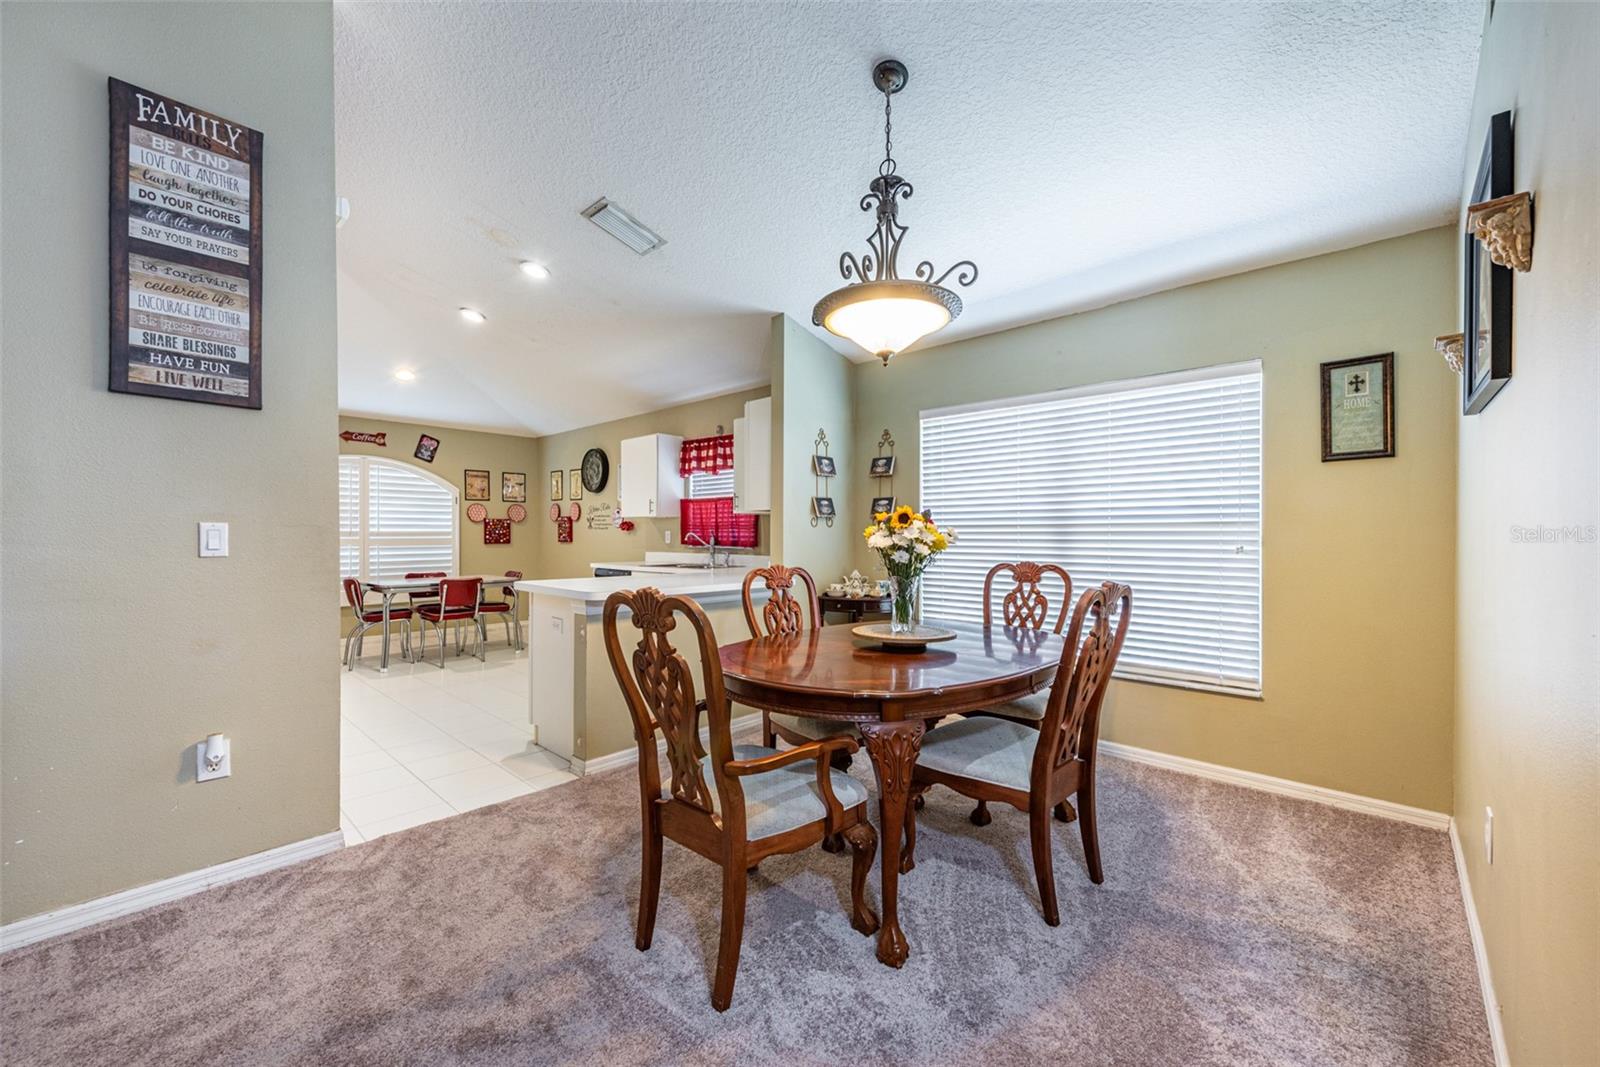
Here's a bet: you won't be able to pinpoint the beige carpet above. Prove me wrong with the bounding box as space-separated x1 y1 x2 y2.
1 755 1491 1066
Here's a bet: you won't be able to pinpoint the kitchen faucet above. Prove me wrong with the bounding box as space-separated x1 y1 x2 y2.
683 532 720 569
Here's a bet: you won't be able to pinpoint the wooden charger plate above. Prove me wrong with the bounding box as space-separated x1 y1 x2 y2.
851 622 958 653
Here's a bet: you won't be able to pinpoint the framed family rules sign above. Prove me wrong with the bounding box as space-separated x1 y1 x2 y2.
109 78 262 408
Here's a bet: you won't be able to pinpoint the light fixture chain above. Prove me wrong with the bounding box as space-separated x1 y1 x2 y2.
880 87 895 177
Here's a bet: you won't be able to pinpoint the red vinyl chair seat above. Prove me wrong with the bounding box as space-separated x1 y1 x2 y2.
477 601 511 614
355 607 412 624
417 604 476 623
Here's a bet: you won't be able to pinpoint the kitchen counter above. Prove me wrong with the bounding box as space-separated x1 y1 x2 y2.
514 570 754 605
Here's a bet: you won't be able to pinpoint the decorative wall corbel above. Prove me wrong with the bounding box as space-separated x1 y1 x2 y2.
1467 191 1534 272
1434 333 1464 375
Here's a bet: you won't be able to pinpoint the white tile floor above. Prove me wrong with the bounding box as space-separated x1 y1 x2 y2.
339 630 574 843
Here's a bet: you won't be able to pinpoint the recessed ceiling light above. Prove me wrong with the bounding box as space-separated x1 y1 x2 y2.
393 368 416 382
458 307 486 324
519 261 550 281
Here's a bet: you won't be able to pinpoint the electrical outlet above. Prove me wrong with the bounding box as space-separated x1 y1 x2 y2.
663 530 672 544
1483 807 1494 864
195 734 231 782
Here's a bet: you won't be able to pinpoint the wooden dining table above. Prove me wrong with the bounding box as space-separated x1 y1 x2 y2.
719 620 1065 968
361 574 522 672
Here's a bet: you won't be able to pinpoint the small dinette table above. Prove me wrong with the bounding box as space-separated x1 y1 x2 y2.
361 574 522 672
719 620 1064 968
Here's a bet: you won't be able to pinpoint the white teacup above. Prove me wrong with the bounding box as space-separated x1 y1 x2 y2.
827 584 847 596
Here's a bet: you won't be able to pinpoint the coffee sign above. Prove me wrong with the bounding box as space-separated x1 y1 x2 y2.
109 78 262 408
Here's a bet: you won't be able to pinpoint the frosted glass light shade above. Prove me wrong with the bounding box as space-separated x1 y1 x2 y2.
813 280 962 365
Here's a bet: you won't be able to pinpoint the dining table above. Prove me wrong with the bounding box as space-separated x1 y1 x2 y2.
361 574 523 672
719 619 1065 968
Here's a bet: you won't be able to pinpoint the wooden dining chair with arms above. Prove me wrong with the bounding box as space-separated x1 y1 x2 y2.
740 565 855 765
603 586 879 1012
903 581 1131 926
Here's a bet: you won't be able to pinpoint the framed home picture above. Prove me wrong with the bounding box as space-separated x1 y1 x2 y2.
414 435 440 463
501 471 526 502
871 496 895 516
1320 353 1394 461
547 470 562 501
568 469 582 500
464 469 490 501
812 496 835 518
813 454 837 477
1463 110 1514 415
869 455 895 478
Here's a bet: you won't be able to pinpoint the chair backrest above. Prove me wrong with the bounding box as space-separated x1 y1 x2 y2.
343 578 368 612
603 588 742 831
501 570 523 596
1034 581 1132 778
983 561 1073 634
741 564 820 638
438 577 482 611
405 571 446 579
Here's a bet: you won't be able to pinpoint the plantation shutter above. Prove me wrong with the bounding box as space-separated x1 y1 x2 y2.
337 456 459 586
919 360 1263 696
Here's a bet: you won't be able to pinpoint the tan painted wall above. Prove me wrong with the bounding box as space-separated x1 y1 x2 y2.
1452 4 1600 1062
530 387 770 578
852 228 1460 811
0 3 338 922
337 415 538 624
772 315 858 584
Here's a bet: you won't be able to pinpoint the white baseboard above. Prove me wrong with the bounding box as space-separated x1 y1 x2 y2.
1449 819 1510 1067
0 830 345 953
571 714 763 777
1097 740 1451 829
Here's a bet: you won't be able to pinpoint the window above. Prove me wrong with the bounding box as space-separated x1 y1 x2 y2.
919 361 1263 696
686 467 735 499
338 456 459 586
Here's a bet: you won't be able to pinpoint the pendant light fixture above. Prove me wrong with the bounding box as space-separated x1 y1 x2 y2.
813 59 977 366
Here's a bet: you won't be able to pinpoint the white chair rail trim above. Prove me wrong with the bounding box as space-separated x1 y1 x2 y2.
0 831 345 954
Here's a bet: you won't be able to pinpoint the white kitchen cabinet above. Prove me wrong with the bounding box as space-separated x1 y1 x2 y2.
733 396 772 513
618 433 683 518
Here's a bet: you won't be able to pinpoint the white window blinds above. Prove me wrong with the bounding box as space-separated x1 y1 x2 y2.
686 469 736 499
919 361 1263 696
338 456 459 588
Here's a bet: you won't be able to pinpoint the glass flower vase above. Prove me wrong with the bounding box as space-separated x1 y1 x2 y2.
888 575 921 635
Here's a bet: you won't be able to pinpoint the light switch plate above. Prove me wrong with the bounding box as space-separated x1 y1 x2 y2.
198 522 229 557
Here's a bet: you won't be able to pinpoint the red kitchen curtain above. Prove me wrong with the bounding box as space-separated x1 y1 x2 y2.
679 434 734 476
680 497 758 548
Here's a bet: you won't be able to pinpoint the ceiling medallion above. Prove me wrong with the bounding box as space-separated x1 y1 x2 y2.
813 59 978 366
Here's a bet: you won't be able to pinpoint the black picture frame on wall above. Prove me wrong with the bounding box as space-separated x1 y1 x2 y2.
1463 110 1513 415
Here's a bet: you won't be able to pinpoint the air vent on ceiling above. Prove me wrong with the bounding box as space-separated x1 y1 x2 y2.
580 197 666 256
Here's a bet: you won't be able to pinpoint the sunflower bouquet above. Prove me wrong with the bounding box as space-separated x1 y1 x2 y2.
862 506 956 632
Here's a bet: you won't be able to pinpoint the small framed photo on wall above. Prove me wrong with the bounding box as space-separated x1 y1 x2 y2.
812 496 836 519
547 470 562 501
414 435 440 463
870 496 895 516
568 469 582 500
813 454 837 477
464 469 490 501
501 472 526 502
1320 353 1394 461
869 455 895 478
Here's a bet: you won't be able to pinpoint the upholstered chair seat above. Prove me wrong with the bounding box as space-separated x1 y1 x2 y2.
915 718 1037 791
769 713 850 741
697 744 870 839
983 689 1049 722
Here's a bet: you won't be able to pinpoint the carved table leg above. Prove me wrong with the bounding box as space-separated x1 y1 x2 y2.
858 719 924 968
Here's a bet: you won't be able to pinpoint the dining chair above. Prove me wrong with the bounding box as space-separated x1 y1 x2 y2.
740 565 854 765
477 570 523 650
342 578 412 670
903 581 1131 926
403 571 447 649
603 586 879 1012
415 577 484 668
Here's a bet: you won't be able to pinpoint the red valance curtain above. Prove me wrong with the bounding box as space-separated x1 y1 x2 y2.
680 497 758 548
679 434 734 476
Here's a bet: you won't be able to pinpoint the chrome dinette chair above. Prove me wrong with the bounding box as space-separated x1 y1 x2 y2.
415 577 485 667
903 581 1132 927
603 586 878 1011
342 577 412 670
476 570 522 651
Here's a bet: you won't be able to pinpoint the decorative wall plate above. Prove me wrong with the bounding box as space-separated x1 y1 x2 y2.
506 503 527 523
465 503 488 524
568 502 582 521
548 502 562 522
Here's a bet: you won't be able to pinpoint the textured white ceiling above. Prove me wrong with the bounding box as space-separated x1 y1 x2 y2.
333 1 1482 435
